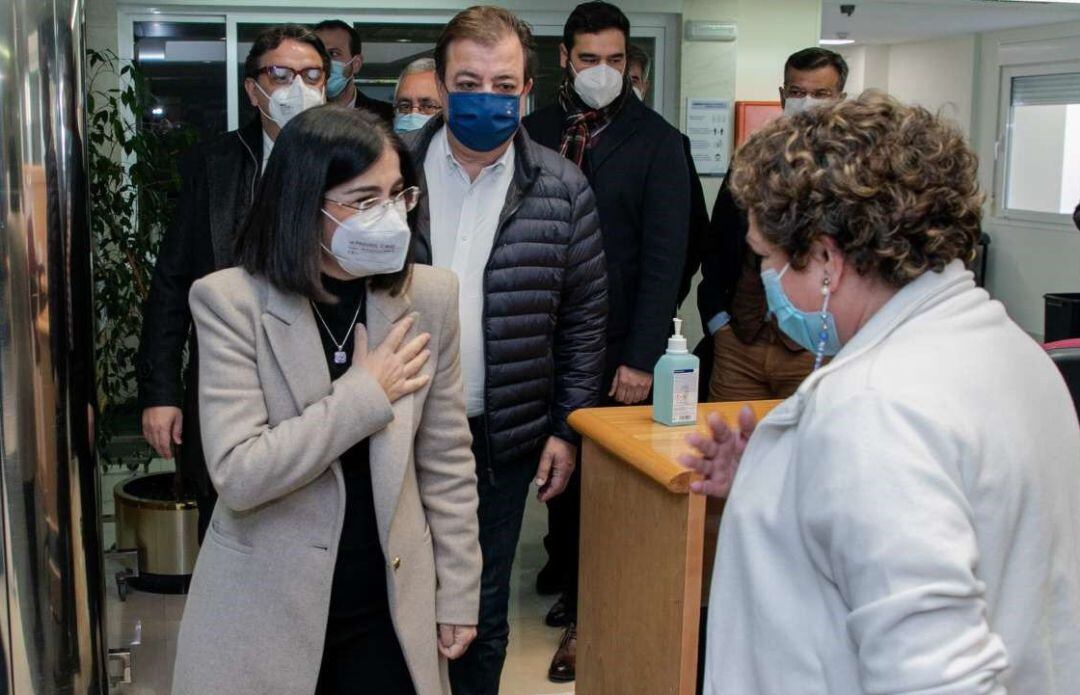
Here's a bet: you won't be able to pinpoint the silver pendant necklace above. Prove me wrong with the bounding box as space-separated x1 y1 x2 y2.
310 297 364 365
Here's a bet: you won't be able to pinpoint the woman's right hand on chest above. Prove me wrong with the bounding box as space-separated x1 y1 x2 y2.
353 314 432 403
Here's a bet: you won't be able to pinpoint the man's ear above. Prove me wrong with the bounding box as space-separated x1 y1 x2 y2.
244 77 260 108
559 43 569 70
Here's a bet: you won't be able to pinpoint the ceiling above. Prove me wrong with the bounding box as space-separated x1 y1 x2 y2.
821 0 1080 45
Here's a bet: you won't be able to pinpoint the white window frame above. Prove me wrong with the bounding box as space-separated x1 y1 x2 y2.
994 60 1080 226
117 7 678 132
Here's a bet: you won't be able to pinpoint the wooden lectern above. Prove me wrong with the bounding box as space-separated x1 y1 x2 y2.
568 401 779 695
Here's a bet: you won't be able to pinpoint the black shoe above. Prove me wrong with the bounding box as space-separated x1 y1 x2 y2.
545 596 572 628
548 623 577 683
535 562 568 596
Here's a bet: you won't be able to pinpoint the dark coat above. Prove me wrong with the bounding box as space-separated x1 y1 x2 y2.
696 173 746 334
1074 201 1080 232
678 134 712 307
354 89 395 126
136 118 262 492
404 120 608 463
523 95 690 376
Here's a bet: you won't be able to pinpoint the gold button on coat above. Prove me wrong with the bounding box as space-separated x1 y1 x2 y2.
392 557 401 570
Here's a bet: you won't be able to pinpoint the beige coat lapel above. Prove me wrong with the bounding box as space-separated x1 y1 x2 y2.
260 281 413 550
365 286 414 548
261 284 331 413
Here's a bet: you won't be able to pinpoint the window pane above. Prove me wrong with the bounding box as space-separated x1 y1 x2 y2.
1012 73 1080 107
1006 75 1080 215
134 21 227 141
354 24 441 104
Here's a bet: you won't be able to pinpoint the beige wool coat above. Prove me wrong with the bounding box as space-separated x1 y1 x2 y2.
172 264 481 695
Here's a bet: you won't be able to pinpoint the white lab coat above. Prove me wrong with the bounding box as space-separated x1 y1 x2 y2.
704 260 1080 694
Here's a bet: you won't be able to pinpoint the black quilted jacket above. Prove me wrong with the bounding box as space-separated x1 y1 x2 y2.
405 119 608 466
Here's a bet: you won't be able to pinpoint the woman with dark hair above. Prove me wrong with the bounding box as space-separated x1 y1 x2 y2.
172 106 480 695
685 92 1080 694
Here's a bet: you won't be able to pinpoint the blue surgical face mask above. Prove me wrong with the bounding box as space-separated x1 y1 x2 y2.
394 112 432 134
761 263 842 363
445 92 520 152
326 60 352 99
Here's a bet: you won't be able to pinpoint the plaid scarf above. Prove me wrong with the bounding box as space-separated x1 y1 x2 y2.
557 75 631 168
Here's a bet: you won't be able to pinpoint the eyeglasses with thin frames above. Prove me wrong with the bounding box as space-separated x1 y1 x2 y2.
324 186 422 221
782 86 837 100
395 100 442 116
256 65 326 87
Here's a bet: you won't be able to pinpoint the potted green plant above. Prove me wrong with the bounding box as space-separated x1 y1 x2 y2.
87 49 201 595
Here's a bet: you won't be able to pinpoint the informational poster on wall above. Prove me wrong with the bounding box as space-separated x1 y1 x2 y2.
685 98 732 176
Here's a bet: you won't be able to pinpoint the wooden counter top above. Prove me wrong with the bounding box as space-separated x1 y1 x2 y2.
568 401 781 494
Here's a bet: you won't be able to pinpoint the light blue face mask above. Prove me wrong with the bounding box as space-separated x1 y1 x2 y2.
326 60 352 99
761 263 842 368
393 112 431 134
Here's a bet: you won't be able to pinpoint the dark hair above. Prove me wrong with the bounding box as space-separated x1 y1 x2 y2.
435 6 536 84
313 19 362 57
243 24 331 81
627 43 650 80
562 1 630 52
730 91 982 288
784 47 849 91
234 106 417 301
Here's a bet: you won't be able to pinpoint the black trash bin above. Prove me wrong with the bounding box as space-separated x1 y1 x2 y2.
1045 293 1080 342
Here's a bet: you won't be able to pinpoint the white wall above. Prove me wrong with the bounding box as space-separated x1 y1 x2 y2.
887 35 976 136
838 36 976 136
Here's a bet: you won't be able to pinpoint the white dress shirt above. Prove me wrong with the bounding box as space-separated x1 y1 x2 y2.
262 130 274 173
424 126 515 417
704 261 1080 694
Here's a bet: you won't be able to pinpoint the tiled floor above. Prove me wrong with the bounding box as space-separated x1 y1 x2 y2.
104 466 574 695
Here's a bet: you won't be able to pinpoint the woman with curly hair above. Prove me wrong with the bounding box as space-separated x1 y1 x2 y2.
684 92 1080 694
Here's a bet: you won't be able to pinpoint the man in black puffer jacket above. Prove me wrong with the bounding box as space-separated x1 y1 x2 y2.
404 7 607 694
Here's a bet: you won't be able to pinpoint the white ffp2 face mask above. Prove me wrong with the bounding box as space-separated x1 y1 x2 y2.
783 96 833 116
572 63 624 110
256 78 325 128
320 207 411 278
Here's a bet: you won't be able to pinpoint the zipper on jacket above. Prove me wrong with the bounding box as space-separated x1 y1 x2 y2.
235 130 259 204
480 188 529 476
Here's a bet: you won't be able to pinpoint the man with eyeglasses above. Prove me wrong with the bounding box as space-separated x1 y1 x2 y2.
698 47 848 404
392 57 442 134
314 19 395 126
138 25 329 541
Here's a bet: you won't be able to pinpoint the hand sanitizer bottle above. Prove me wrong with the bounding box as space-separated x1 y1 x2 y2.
652 318 700 426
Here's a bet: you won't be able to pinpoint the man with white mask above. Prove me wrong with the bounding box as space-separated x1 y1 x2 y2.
138 25 328 541
697 47 847 405
523 1 691 683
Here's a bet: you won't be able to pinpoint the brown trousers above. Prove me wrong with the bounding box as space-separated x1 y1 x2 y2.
709 325 816 401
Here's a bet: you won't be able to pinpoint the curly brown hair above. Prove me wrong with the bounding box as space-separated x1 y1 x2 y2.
730 91 983 288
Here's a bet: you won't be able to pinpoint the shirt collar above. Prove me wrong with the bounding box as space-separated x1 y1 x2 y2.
261 130 274 169
436 124 514 178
